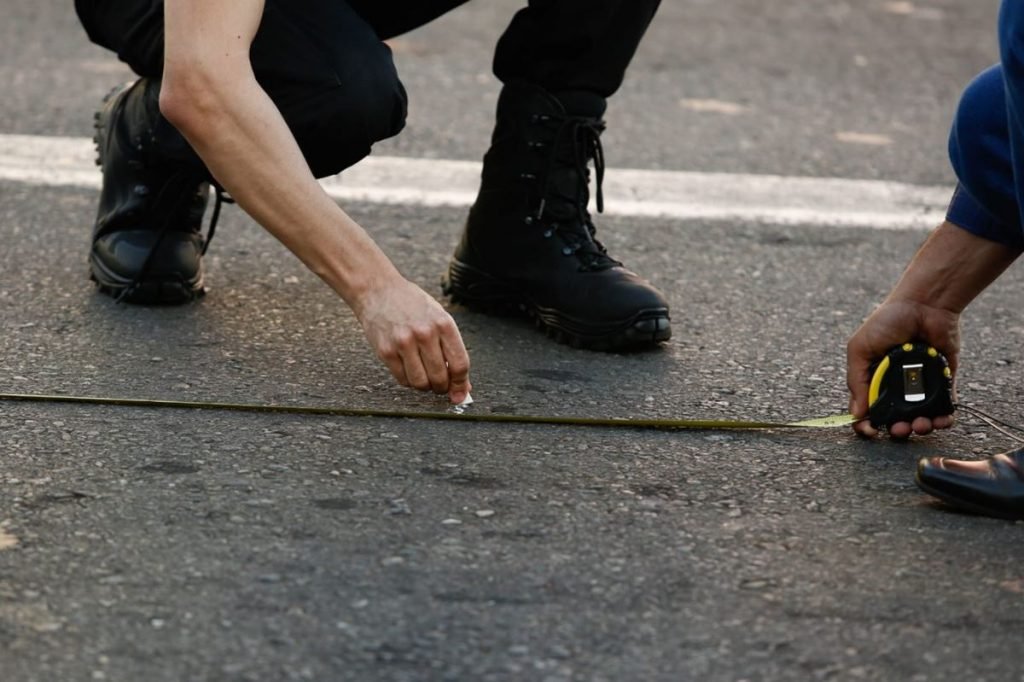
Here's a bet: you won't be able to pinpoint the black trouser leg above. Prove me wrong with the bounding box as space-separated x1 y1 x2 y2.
74 0 445 177
345 0 471 39
353 0 661 97
247 0 411 176
493 0 661 97
76 0 658 173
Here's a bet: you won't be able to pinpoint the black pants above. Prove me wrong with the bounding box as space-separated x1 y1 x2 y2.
75 0 660 177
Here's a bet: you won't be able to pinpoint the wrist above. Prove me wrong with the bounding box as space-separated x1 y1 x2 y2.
306 242 403 315
281 208 405 315
338 261 405 319
888 282 967 316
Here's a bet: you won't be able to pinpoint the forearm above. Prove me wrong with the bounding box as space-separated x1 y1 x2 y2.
158 0 471 402
163 77 400 312
886 221 1021 313
161 0 400 314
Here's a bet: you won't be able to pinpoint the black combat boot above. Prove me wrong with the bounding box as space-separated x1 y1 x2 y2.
91 78 215 304
443 81 671 351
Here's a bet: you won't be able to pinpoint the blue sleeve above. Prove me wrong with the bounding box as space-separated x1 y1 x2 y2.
997 0 1024 249
946 62 1024 249
946 183 1022 248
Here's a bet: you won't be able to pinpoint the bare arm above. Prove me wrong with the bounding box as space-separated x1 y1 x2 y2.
847 220 1020 438
160 0 470 402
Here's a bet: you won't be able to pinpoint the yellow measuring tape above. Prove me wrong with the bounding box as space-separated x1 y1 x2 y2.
0 392 859 431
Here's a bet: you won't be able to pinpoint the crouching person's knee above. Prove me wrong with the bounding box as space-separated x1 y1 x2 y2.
284 59 408 178
949 65 1015 220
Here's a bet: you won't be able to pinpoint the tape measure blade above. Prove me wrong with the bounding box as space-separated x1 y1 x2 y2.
0 392 859 431
786 413 858 428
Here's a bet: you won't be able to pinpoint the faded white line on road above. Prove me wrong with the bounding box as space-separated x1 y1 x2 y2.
0 133 950 229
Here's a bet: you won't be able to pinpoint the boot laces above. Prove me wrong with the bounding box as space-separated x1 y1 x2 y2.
114 170 231 303
530 114 619 272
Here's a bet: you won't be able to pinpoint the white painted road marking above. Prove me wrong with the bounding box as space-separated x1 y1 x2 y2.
0 133 950 229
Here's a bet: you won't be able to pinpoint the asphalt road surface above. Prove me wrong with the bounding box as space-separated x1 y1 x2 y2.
4 2 1024 681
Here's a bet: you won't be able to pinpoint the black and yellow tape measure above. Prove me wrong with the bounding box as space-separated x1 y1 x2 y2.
0 343 958 433
867 342 954 429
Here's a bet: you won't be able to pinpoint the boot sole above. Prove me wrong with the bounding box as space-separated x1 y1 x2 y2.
90 84 204 306
443 258 671 352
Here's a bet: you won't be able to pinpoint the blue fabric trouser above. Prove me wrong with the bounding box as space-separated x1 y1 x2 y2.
947 0 1024 250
